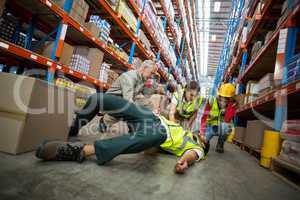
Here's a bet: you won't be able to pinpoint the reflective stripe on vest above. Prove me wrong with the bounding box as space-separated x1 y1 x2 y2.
159 116 203 157
174 90 204 119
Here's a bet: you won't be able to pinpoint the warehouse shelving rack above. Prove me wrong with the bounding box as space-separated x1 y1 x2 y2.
220 0 300 132
0 0 198 91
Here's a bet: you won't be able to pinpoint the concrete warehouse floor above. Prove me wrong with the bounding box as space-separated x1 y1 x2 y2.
0 134 300 200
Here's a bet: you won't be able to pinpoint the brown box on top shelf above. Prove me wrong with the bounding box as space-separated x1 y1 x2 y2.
0 72 75 154
233 127 246 143
42 41 74 66
88 48 104 79
85 22 101 37
244 120 272 151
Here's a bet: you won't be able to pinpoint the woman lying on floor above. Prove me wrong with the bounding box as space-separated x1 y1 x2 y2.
35 93 208 174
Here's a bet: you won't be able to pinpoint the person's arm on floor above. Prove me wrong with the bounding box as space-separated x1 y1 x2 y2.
175 149 203 174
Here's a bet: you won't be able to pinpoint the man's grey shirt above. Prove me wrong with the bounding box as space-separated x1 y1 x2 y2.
106 70 146 102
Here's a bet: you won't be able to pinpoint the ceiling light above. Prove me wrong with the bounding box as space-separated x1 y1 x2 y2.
214 2 221 12
211 34 217 41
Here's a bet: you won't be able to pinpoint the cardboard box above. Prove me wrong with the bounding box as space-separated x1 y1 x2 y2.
244 120 272 150
0 72 75 154
42 41 74 66
234 127 246 143
87 48 104 79
257 73 274 92
85 22 101 37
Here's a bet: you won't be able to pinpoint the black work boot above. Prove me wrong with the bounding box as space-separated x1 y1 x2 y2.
36 141 86 163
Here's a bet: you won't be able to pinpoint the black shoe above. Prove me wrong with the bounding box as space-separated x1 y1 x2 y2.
203 142 210 156
36 141 86 163
98 118 107 133
216 143 224 153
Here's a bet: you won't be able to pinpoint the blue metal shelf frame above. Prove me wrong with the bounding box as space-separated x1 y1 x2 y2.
211 0 245 96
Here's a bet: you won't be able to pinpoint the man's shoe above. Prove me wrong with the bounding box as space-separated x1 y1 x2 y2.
216 143 224 153
36 141 86 163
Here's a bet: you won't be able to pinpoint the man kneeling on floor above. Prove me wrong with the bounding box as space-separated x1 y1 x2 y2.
36 93 208 174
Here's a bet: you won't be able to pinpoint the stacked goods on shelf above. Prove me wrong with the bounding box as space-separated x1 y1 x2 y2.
117 0 137 32
287 55 300 83
55 78 96 108
0 13 25 47
53 0 89 25
257 73 274 94
247 1 264 35
138 30 151 51
276 0 290 29
264 31 274 44
0 72 74 154
244 120 272 151
105 0 119 11
233 127 246 143
279 120 300 167
99 62 110 84
250 41 263 62
89 15 111 44
40 41 74 66
244 81 259 104
175 24 182 47
70 54 90 75
71 46 105 78
86 48 104 79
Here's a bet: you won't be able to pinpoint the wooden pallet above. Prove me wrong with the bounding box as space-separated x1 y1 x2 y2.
271 158 300 191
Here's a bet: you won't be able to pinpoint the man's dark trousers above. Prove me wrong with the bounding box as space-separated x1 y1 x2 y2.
69 93 167 164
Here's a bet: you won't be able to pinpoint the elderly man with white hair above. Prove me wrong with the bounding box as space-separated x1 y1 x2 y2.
69 60 158 137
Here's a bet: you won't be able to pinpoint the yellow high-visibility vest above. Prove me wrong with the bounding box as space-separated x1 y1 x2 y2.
206 97 222 126
159 116 204 158
173 89 204 119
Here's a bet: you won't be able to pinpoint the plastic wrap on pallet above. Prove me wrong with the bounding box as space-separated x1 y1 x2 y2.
279 140 300 167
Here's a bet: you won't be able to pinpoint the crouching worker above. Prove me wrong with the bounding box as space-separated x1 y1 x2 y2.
169 81 205 131
36 93 209 174
202 83 236 154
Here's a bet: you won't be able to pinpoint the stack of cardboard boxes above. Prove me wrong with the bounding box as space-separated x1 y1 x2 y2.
0 72 75 154
99 62 110 84
279 120 300 167
89 15 111 44
244 81 259 104
244 120 272 151
257 73 274 94
53 0 89 25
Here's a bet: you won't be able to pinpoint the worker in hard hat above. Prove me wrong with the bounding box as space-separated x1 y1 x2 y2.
201 83 236 153
36 93 209 174
169 81 205 131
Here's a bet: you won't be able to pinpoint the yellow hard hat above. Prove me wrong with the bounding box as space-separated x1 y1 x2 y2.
217 83 236 98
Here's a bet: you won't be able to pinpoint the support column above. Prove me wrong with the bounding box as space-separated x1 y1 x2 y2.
46 0 73 82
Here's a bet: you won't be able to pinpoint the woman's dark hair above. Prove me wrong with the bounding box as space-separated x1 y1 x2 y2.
186 81 200 92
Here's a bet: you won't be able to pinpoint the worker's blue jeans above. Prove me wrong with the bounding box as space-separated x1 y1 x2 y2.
205 123 231 144
69 93 167 165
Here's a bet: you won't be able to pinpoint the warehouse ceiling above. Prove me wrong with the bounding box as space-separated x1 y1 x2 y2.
195 0 233 79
